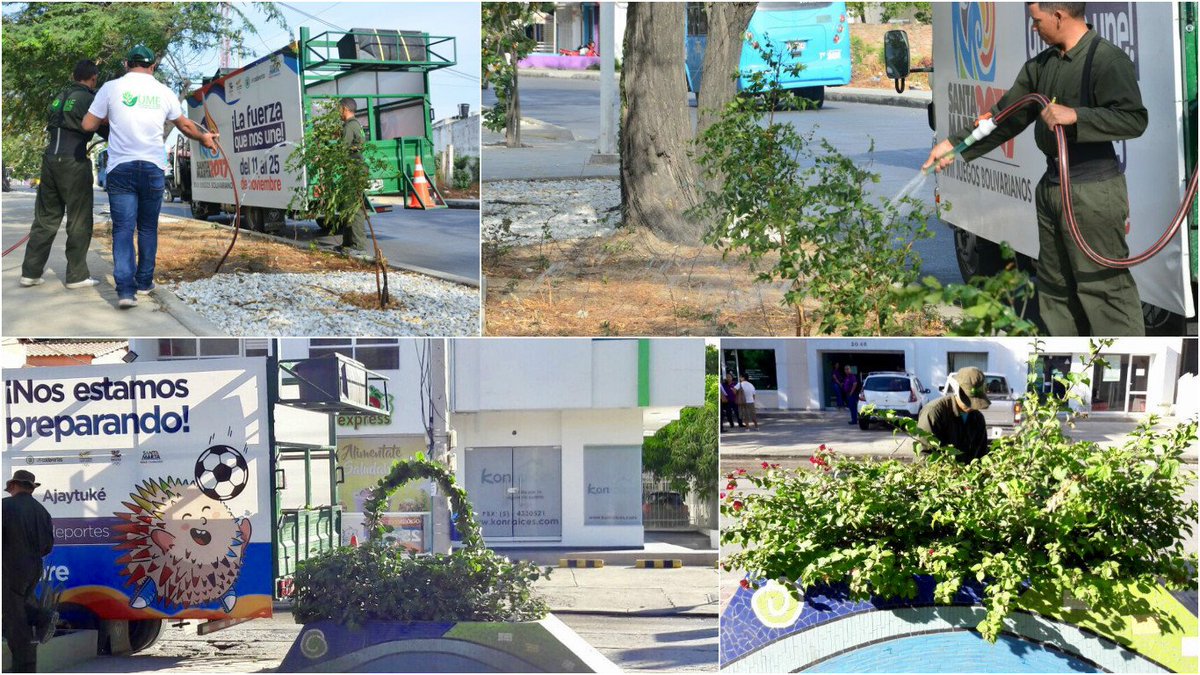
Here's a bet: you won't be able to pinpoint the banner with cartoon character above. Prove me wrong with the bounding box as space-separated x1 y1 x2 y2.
186 45 305 210
2 358 272 621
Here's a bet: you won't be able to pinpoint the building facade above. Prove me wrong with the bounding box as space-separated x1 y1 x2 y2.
721 338 1189 416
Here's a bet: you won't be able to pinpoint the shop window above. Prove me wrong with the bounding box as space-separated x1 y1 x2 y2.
722 349 777 391
948 351 988 374
158 338 240 359
309 338 399 371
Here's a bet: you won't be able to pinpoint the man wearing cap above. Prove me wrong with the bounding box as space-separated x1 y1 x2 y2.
915 367 992 463
337 98 368 254
3 470 54 672
80 45 219 309
19 60 107 291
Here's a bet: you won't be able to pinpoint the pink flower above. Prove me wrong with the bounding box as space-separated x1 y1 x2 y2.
740 579 751 590
761 461 770 469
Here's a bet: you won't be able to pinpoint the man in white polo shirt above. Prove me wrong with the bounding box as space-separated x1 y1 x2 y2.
82 45 218 308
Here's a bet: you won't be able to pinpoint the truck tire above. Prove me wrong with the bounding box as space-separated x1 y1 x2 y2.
315 217 334 237
953 224 1004 281
190 201 214 221
128 619 164 653
163 185 174 203
244 207 267 233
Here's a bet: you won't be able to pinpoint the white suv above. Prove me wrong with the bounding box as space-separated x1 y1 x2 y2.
858 372 931 430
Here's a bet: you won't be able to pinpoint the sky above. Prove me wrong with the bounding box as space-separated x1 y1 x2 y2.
219 1 482 122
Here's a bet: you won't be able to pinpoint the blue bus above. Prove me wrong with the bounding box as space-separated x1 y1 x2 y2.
685 2 852 107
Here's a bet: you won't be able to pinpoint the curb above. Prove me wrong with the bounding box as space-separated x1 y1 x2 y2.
635 559 684 569
200 218 481 289
547 607 720 619
445 198 480 210
519 68 616 81
560 559 605 569
84 247 227 337
826 87 931 109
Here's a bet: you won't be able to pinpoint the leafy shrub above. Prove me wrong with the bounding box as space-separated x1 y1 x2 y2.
452 155 479 190
722 342 1197 642
292 454 550 626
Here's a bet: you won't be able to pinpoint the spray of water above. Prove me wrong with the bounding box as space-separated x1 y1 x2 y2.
885 170 930 225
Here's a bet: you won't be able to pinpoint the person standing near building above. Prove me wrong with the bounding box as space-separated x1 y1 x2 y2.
842 364 860 425
923 2 1148 336
832 362 846 408
80 45 219 308
721 373 743 430
19 60 105 290
3 470 55 673
338 98 369 254
737 373 759 429
915 367 992 463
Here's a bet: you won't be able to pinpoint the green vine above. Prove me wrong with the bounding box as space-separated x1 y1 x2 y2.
363 453 483 550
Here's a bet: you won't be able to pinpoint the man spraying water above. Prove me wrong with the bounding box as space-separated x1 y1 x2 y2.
923 2 1147 337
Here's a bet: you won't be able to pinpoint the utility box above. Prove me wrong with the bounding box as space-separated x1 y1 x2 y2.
279 353 391 417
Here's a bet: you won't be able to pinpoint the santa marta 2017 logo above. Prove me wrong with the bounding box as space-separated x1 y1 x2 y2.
953 1 997 82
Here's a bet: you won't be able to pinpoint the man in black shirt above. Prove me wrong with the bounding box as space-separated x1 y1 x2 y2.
3 470 55 672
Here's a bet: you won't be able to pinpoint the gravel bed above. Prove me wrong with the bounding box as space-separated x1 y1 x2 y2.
171 271 480 336
483 179 619 243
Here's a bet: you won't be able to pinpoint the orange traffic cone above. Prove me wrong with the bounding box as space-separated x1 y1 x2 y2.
407 155 436 209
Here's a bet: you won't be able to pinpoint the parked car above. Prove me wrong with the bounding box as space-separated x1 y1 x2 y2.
858 371 931 430
939 372 1021 439
643 491 690 527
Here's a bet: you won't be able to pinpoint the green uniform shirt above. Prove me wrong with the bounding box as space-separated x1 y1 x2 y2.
342 117 365 158
46 82 97 160
915 394 989 464
949 29 1147 164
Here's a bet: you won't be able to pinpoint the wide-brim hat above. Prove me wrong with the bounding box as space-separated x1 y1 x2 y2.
7 469 40 488
953 367 991 411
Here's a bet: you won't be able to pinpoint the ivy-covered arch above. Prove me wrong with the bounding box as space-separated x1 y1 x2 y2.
362 454 483 550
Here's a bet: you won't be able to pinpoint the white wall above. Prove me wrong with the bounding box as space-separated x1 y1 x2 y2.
454 408 645 547
432 113 480 156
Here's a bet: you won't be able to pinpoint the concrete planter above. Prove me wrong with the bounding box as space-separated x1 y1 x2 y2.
1 629 98 672
280 614 619 672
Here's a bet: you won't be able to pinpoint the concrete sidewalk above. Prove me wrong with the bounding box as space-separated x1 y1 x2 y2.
536 566 719 617
2 189 220 337
721 409 1200 463
483 119 618 182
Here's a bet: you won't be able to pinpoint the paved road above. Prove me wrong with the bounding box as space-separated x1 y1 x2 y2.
559 613 718 672
160 197 480 285
486 76 959 286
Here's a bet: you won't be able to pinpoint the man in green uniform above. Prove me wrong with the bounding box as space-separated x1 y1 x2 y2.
924 2 1148 336
915 367 991 464
338 98 369 254
19 60 106 289
2 470 55 672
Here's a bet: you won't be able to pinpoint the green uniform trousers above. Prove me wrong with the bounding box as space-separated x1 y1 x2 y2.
1034 173 1144 336
341 196 368 251
21 155 95 284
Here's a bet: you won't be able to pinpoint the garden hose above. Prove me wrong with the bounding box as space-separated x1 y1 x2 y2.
940 93 1198 270
200 94 242 274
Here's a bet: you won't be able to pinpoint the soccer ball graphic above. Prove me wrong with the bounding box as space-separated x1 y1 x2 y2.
194 445 249 501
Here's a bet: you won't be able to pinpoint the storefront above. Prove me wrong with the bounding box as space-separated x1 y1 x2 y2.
720 338 1186 416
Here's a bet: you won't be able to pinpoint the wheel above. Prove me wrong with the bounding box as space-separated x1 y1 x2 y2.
189 201 213 221
797 86 825 109
163 186 173 203
315 217 334 237
858 417 870 431
128 619 164 653
262 208 287 233
243 207 267 232
953 225 1004 281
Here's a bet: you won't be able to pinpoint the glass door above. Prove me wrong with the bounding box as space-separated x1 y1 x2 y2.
464 446 562 540
1091 354 1131 412
1126 355 1151 413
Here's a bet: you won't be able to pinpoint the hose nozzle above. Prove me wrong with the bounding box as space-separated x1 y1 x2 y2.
923 115 998 174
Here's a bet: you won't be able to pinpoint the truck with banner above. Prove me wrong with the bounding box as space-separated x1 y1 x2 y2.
887 2 1197 332
2 353 391 654
179 27 456 231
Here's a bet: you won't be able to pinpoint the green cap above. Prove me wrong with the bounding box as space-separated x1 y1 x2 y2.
952 367 991 411
127 45 155 65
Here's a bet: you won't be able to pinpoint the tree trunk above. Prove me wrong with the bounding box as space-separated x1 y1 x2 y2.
505 47 522 148
696 2 757 135
620 2 703 244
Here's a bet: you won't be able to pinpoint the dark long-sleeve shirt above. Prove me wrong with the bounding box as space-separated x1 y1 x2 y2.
47 82 99 160
2 493 54 582
915 394 989 464
949 29 1147 165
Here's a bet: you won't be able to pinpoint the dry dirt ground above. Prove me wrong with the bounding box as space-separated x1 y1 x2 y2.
93 219 373 282
850 23 934 90
485 226 802 336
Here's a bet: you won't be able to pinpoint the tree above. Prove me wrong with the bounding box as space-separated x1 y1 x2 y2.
619 1 756 244
2 2 283 172
482 3 551 149
642 374 718 499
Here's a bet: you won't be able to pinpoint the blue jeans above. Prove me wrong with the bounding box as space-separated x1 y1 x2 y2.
107 161 164 299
